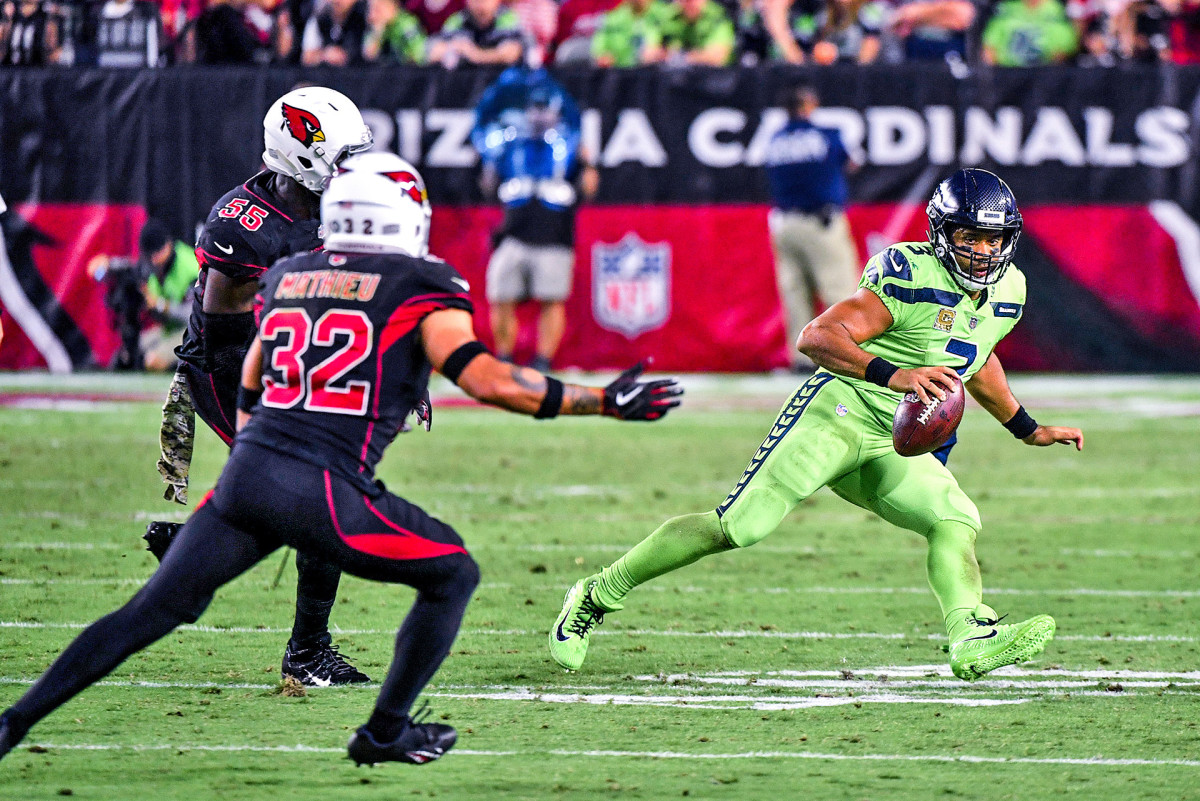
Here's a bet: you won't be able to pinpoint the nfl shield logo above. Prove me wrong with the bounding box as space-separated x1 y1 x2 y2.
592 234 672 339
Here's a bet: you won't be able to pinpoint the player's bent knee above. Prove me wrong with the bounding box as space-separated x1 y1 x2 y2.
425 553 480 603
718 488 790 549
453 555 482 599
925 519 979 548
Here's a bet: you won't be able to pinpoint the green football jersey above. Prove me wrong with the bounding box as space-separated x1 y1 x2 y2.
828 240 1026 430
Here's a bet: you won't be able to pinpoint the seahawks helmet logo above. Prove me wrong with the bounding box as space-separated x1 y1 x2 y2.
281 103 325 147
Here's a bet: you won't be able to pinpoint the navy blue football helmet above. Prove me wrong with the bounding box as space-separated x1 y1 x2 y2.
926 168 1023 292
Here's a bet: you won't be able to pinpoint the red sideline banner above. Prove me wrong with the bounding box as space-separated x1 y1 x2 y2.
4 203 1199 373
430 205 793 372
0 204 146 371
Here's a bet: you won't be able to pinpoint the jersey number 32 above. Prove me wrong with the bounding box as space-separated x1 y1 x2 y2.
260 308 373 415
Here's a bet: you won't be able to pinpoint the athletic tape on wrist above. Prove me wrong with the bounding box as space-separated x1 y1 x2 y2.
535 377 564 419
441 341 490 385
236 385 263 414
1003 406 1038 439
864 357 900 389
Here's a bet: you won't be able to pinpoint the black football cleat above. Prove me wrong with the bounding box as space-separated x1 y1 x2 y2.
143 521 183 562
0 710 30 763
281 636 372 686
347 722 458 766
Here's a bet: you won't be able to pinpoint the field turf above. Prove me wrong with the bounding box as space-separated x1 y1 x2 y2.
1 372 1198 800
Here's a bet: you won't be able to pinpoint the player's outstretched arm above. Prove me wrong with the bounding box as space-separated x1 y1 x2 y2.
966 351 1084 450
798 289 958 405
421 309 682 420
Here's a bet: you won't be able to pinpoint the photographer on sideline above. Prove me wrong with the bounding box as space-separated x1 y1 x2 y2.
88 219 199 372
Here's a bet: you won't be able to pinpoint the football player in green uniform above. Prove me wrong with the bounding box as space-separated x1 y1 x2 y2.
550 168 1084 680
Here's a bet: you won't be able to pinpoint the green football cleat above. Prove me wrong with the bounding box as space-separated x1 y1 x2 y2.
549 575 613 671
949 606 1056 681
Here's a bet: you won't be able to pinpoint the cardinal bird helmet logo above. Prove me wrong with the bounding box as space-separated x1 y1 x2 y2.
281 103 325 147
383 170 427 204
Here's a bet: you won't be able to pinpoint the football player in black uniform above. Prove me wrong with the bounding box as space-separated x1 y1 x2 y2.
0 152 682 766
147 86 376 686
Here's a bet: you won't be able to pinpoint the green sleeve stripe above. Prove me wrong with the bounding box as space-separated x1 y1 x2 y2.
883 284 963 306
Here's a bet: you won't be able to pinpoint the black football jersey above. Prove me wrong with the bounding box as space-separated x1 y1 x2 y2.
177 171 322 370
237 249 475 489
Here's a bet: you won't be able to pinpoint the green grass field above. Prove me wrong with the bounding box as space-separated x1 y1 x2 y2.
1 372 1199 800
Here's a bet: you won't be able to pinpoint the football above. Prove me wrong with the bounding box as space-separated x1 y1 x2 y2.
892 375 965 457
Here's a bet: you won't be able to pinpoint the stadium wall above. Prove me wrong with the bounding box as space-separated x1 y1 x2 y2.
1 65 1198 372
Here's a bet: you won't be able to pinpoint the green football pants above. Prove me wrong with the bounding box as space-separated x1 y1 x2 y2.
716 373 981 548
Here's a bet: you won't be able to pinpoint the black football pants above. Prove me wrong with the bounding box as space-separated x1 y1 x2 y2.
9 444 479 737
182 361 345 645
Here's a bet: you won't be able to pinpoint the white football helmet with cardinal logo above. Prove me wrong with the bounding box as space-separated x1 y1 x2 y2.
321 152 433 258
262 87 373 194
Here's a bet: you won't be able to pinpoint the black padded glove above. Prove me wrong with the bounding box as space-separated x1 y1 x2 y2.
143 521 183 563
602 362 683 421
400 391 433 433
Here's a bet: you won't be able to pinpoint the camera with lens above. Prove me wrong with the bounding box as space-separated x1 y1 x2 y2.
96 256 150 370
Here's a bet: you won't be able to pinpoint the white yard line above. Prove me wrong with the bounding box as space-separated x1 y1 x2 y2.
15 743 1200 768
5 578 1199 599
422 690 1030 709
1060 548 1196 559
1 676 1192 701
689 667 1200 680
1 621 1194 643
0 542 126 550
635 676 1197 690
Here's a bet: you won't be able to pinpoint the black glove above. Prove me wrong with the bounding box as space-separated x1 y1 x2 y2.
602 362 683 421
143 520 183 563
400 391 433 433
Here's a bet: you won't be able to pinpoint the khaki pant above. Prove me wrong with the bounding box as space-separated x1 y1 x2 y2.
768 208 861 362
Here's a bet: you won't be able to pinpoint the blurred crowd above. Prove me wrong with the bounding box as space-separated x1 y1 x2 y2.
0 0 1194 68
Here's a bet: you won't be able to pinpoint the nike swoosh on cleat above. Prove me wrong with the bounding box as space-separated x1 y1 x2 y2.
615 386 644 406
303 673 333 687
213 241 234 255
962 630 998 642
554 620 572 642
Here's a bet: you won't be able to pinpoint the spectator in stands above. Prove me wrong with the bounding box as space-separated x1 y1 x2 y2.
1066 0 1117 65
591 0 670 65
94 0 164 66
1118 0 1169 60
428 0 525 65
982 0 1079 64
763 0 884 63
363 0 426 61
734 0 772 64
659 0 736 64
405 0 466 33
0 0 62 65
273 0 314 61
885 0 976 62
301 0 369 65
763 83 860 373
160 0 205 60
196 0 268 63
549 0 622 64
507 0 558 64
819 0 885 62
763 0 810 62
471 67 599 372
1163 0 1200 62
